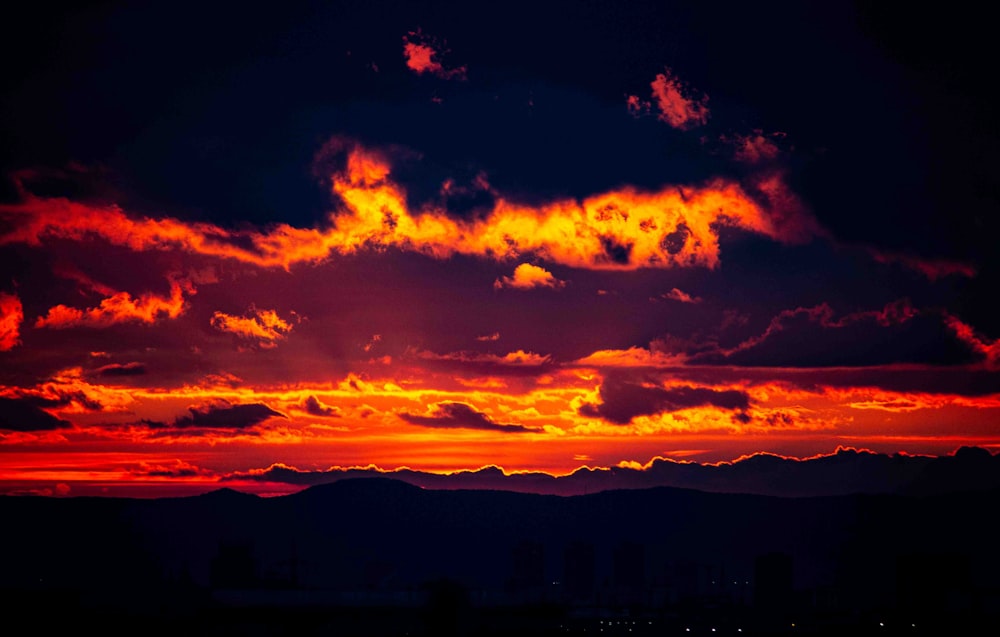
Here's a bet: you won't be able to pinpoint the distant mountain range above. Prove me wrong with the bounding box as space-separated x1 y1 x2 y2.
232 446 1000 498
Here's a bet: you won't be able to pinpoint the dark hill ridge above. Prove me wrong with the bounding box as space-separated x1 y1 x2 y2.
230 446 1000 498
2 478 997 592
3 479 998 634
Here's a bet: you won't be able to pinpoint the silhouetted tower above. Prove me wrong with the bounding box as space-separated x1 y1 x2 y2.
613 541 646 603
509 539 545 592
896 552 972 617
754 552 793 611
210 540 257 589
564 541 596 602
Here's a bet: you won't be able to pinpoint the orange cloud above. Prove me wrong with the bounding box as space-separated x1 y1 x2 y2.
649 67 709 129
494 263 565 290
661 287 701 303
2 142 816 271
0 293 23 351
34 280 191 329
211 307 296 348
402 30 467 80
416 348 552 367
574 347 687 368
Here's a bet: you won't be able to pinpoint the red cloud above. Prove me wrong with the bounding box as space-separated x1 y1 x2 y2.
402 30 467 80
494 263 565 290
730 132 782 164
35 280 192 329
869 249 977 281
650 67 710 130
944 314 1000 368
0 292 23 351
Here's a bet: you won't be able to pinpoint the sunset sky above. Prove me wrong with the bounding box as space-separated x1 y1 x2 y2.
1 1 998 497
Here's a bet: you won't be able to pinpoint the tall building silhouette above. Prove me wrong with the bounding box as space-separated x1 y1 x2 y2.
754 552 793 611
563 541 596 602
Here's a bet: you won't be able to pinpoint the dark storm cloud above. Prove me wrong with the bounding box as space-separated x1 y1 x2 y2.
0 397 71 431
667 365 1000 398
690 302 979 368
579 374 749 425
301 395 341 418
144 401 286 430
398 401 534 433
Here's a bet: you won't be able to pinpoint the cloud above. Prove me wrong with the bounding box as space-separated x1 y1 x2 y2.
132 459 213 478
869 248 977 281
943 314 1000 368
682 299 986 368
649 67 710 130
476 332 500 342
211 307 296 348
727 131 783 164
402 30 467 80
413 349 553 376
494 263 565 290
398 401 534 433
95 362 147 377
625 94 649 117
148 401 286 430
1 141 818 272
35 280 191 329
0 397 71 431
0 292 23 351
579 375 750 424
301 395 341 418
660 287 701 304
573 347 688 368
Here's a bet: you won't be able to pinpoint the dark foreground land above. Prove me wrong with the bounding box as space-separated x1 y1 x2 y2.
3 479 999 635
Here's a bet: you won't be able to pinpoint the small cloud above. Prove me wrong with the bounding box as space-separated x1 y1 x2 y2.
494 263 565 290
649 67 709 130
95 362 147 377
132 459 212 478
402 29 467 80
476 332 500 341
398 401 534 433
869 248 977 281
363 334 382 352
943 314 1000 369
146 400 286 430
416 348 552 367
725 130 783 164
0 292 23 351
211 306 297 348
301 395 342 418
660 287 702 304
